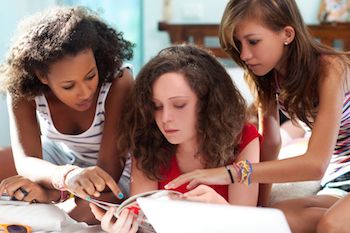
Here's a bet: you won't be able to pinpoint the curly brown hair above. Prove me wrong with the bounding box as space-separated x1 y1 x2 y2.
0 6 133 100
219 0 350 128
118 44 247 180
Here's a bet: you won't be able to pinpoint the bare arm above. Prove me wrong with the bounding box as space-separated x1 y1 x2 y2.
251 58 344 183
97 68 134 182
229 137 259 206
130 157 158 196
8 95 58 187
165 57 345 187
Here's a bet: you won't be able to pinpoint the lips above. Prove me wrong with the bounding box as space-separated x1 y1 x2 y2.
164 129 179 134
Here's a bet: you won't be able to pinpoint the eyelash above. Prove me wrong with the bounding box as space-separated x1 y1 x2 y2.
62 74 96 90
248 39 259 45
154 104 186 111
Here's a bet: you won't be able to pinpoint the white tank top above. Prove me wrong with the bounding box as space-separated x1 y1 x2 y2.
35 82 112 165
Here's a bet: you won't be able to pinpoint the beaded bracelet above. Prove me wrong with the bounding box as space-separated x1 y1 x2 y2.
236 160 253 185
225 165 234 183
52 191 75 204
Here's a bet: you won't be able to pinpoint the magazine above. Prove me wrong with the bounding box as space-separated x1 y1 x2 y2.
87 189 182 233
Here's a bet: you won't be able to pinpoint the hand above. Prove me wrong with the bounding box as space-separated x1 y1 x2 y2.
0 175 52 203
165 167 230 190
90 204 139 233
65 166 124 200
180 184 228 205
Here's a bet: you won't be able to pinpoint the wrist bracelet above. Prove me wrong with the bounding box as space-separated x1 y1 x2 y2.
52 165 79 191
225 165 234 183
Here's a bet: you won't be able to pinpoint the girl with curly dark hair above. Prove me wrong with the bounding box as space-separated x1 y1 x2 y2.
91 44 260 233
0 6 134 224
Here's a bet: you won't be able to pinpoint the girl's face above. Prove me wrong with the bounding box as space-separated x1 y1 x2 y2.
38 49 99 111
234 18 288 76
152 72 198 145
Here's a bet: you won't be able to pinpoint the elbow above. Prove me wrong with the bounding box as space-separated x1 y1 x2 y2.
261 135 281 161
309 161 328 180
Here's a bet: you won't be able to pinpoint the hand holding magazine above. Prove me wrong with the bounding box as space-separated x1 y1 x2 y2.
87 189 181 233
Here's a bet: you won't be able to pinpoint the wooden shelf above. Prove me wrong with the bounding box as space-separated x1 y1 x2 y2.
158 22 350 58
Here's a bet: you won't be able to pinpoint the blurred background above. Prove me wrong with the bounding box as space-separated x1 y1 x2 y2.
0 0 321 147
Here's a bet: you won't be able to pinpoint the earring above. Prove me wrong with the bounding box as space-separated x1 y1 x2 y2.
284 41 288 45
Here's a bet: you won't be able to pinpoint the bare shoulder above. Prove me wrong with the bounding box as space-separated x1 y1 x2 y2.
105 67 134 112
8 95 36 115
319 55 349 94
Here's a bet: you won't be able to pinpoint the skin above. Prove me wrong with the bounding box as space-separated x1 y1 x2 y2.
165 19 349 233
0 48 133 224
92 72 260 233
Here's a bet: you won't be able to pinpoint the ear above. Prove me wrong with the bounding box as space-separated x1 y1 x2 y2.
282 26 295 45
35 71 49 85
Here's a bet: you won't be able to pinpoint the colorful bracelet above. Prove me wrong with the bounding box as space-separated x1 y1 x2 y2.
225 165 234 183
236 160 253 186
232 162 241 183
53 191 75 204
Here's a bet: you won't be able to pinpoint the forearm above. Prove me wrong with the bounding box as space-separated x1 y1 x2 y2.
14 156 73 188
250 154 323 184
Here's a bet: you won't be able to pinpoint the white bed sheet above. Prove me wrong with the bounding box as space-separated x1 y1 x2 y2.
0 203 103 233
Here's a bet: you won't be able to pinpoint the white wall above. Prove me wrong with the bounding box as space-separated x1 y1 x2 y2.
0 0 58 147
0 0 323 146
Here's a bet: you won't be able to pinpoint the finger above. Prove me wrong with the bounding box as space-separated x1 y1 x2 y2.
113 209 134 233
119 209 134 232
78 178 97 197
165 175 191 189
13 189 26 201
0 177 27 196
182 185 207 198
96 168 123 199
71 185 89 200
129 216 140 233
90 203 106 221
187 179 201 190
88 172 106 193
100 207 117 232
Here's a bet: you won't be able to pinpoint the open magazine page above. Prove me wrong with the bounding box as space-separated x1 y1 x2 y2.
129 190 182 233
86 190 182 233
0 193 30 205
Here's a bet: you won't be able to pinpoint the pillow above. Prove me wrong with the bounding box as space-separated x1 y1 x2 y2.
0 203 87 232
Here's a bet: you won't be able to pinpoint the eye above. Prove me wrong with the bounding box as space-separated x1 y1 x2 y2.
174 104 186 109
248 39 259 45
154 104 163 111
86 74 96 80
62 84 74 90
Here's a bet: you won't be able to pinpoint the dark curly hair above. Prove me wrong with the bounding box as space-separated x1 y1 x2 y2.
0 6 133 100
118 44 247 180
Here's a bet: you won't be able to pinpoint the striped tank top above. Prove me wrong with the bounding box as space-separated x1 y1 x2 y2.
35 82 112 166
275 75 350 186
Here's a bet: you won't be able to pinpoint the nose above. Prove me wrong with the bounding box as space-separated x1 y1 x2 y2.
240 44 252 62
77 83 92 100
161 106 173 123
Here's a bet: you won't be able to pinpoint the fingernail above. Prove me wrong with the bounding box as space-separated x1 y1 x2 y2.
165 184 173 189
117 192 124 199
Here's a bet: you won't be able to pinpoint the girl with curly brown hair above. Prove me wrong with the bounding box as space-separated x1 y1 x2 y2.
91 44 261 233
0 6 134 224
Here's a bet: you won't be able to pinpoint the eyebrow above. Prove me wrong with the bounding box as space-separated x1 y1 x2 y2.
60 67 96 84
153 96 189 101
